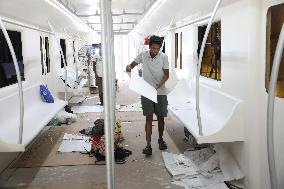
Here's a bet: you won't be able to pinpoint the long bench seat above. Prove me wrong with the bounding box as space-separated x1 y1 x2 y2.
168 79 245 144
0 84 67 152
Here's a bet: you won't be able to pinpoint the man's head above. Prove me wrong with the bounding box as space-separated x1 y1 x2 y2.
149 35 162 57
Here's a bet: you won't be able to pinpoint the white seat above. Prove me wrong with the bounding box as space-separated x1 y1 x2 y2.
168 79 245 144
0 84 67 152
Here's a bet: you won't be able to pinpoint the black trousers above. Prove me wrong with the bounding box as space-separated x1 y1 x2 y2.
97 77 103 104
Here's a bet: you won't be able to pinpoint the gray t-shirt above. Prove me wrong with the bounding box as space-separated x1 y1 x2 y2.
134 51 169 95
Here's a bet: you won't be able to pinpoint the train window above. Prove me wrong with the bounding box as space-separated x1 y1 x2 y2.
175 33 178 68
160 37 166 53
180 32 183 69
40 36 50 74
197 21 221 81
73 41 76 64
266 3 284 97
40 36 43 74
0 30 24 88
45 37 50 73
174 32 183 69
60 39 66 68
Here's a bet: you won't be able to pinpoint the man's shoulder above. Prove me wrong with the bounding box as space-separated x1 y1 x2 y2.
140 51 149 56
158 52 168 59
136 51 149 60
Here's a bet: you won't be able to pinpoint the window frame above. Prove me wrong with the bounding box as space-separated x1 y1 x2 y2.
266 3 284 98
197 21 221 81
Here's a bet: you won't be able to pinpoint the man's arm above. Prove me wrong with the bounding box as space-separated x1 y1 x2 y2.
156 69 169 90
126 61 138 72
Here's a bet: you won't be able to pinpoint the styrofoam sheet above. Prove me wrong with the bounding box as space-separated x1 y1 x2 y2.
129 71 157 103
58 140 91 152
71 105 104 113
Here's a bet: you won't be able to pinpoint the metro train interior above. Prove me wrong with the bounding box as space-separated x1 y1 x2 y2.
0 0 284 189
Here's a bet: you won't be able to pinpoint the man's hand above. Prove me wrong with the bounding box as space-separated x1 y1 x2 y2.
126 61 138 72
126 65 132 72
155 69 169 90
155 84 160 90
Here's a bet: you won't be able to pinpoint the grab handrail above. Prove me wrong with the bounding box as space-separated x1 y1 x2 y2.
196 0 222 136
48 21 68 101
0 19 24 144
0 16 53 35
267 22 284 189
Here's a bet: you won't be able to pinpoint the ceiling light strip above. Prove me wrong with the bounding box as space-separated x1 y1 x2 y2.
45 0 92 32
131 0 167 34
0 16 53 34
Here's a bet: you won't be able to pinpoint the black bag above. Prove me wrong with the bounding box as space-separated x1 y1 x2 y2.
92 119 104 135
114 147 132 161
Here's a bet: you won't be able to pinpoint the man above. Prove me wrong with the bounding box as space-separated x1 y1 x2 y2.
93 54 103 105
126 35 169 155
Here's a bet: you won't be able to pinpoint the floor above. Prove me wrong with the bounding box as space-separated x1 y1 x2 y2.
0 82 190 189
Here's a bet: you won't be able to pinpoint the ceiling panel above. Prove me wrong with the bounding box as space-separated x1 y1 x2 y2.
66 0 149 33
0 0 91 34
135 0 239 35
0 0 239 36
67 0 148 14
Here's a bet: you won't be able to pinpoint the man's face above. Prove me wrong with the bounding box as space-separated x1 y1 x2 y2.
149 44 161 57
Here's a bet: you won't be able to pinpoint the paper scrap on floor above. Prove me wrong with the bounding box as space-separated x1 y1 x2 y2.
172 173 227 189
69 96 86 104
85 96 99 101
162 152 198 179
58 140 91 152
63 133 89 140
163 145 243 189
172 181 229 189
71 105 104 113
129 71 157 103
58 133 91 152
184 147 215 166
119 101 142 112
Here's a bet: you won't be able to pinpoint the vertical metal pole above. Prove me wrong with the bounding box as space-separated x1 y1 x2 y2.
100 0 115 188
110 20 116 115
267 23 284 189
0 19 24 144
196 0 222 136
75 39 79 82
48 21 68 101
76 33 80 82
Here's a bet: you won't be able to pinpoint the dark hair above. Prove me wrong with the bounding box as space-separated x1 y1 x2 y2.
149 35 162 47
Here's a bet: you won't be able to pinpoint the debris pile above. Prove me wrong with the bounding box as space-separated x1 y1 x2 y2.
162 145 244 189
